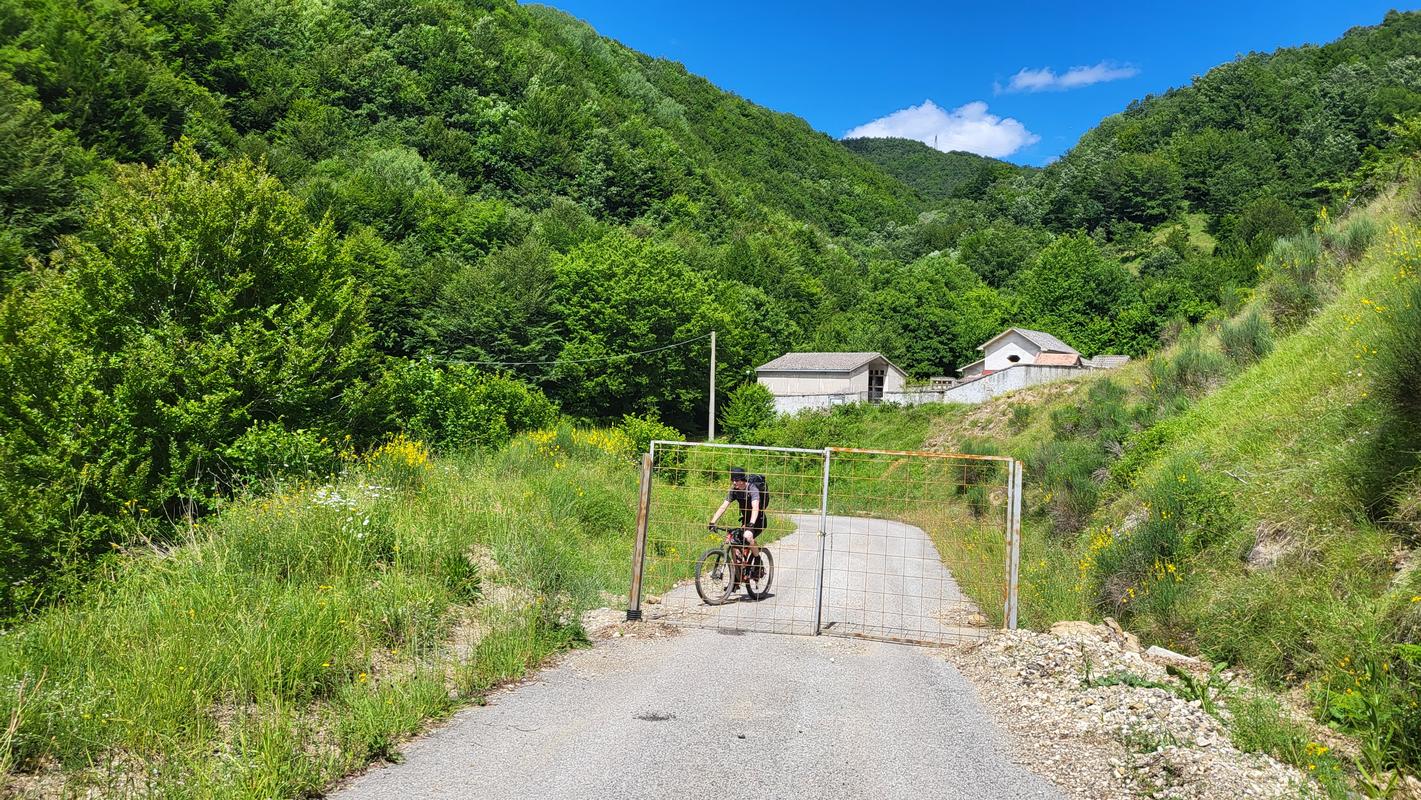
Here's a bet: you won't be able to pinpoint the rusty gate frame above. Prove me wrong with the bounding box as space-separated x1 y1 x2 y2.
625 441 1023 641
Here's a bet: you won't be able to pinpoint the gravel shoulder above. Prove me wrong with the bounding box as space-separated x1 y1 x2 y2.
944 627 1320 800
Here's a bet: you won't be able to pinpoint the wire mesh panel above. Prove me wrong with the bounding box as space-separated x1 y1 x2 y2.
818 448 1015 646
628 442 1020 647
635 442 828 636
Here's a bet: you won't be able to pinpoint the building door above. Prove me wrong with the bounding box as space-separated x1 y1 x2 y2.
868 368 885 403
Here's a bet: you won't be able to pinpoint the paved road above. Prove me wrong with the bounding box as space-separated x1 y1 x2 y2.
333 516 1058 800
333 630 1059 800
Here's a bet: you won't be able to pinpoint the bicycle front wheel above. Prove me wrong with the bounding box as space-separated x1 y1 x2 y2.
694 547 733 605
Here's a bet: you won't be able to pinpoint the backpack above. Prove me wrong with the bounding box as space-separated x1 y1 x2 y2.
749 473 770 509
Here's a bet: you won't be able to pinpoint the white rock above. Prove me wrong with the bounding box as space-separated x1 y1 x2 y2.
1146 644 1203 667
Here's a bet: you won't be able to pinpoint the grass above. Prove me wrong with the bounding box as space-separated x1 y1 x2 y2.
1079 193 1421 780
0 425 644 798
754 401 958 451
1116 210 1416 659
1151 212 1218 255
1227 691 1349 798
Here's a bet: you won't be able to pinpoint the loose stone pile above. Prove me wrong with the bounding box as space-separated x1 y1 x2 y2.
949 624 1315 800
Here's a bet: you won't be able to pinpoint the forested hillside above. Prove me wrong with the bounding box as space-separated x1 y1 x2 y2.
2 1 1421 616
841 136 1024 202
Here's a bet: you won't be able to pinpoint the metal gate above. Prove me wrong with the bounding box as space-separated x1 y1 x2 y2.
625 441 1021 646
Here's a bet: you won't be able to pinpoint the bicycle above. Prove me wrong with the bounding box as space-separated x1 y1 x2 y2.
695 524 774 605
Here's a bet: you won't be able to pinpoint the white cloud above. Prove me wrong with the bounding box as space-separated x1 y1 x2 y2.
999 62 1138 93
842 100 1039 159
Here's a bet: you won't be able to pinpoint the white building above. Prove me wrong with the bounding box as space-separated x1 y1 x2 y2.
756 352 907 414
958 327 1083 378
754 334 1129 415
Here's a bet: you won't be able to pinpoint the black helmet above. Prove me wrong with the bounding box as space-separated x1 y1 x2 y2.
729 467 747 482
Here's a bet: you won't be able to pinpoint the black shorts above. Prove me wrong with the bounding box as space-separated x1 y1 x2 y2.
739 514 767 539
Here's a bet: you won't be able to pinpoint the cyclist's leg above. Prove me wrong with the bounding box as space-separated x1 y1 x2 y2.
742 525 763 578
746 515 764 554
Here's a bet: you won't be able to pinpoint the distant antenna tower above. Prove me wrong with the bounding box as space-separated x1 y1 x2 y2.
933 134 938 149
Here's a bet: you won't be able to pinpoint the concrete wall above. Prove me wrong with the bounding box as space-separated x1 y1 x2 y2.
982 331 1040 372
942 364 1084 404
770 391 864 415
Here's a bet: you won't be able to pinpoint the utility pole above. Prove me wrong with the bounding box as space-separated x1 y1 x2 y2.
708 330 717 441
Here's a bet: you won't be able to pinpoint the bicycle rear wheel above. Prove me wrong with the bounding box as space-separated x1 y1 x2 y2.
743 548 774 601
694 547 733 605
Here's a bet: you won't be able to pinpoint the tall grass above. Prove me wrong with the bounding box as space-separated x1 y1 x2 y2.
1219 307 1275 367
1227 692 1349 798
1264 230 1326 329
1146 331 1230 406
0 425 642 797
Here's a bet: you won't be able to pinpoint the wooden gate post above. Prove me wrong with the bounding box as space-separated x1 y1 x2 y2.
626 451 654 621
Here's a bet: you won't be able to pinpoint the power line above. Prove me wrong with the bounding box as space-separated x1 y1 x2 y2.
430 332 714 368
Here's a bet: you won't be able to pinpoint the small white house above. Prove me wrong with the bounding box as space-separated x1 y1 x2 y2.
958 328 1081 378
756 352 907 414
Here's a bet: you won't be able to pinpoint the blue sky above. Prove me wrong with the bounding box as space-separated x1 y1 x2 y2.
533 1 1406 165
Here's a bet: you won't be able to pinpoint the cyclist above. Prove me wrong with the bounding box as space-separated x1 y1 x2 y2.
708 467 764 576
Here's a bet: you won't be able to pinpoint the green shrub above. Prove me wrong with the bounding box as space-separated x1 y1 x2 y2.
1368 278 1421 537
0 150 377 617
1008 403 1032 432
1092 453 1240 619
719 382 775 443
956 437 1004 517
1219 308 1274 367
1316 641 1421 775
1146 334 1229 406
223 422 341 488
1109 416 1187 487
362 435 432 491
1324 214 1380 263
1263 231 1326 329
1373 280 1421 424
1228 692 1349 796
371 360 557 452
439 551 483 604
1030 439 1105 535
618 412 683 460
1389 469 1421 545
1049 379 1147 450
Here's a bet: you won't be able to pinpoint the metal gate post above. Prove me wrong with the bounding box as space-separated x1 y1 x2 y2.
812 448 832 636
1004 460 1023 630
626 451 654 621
